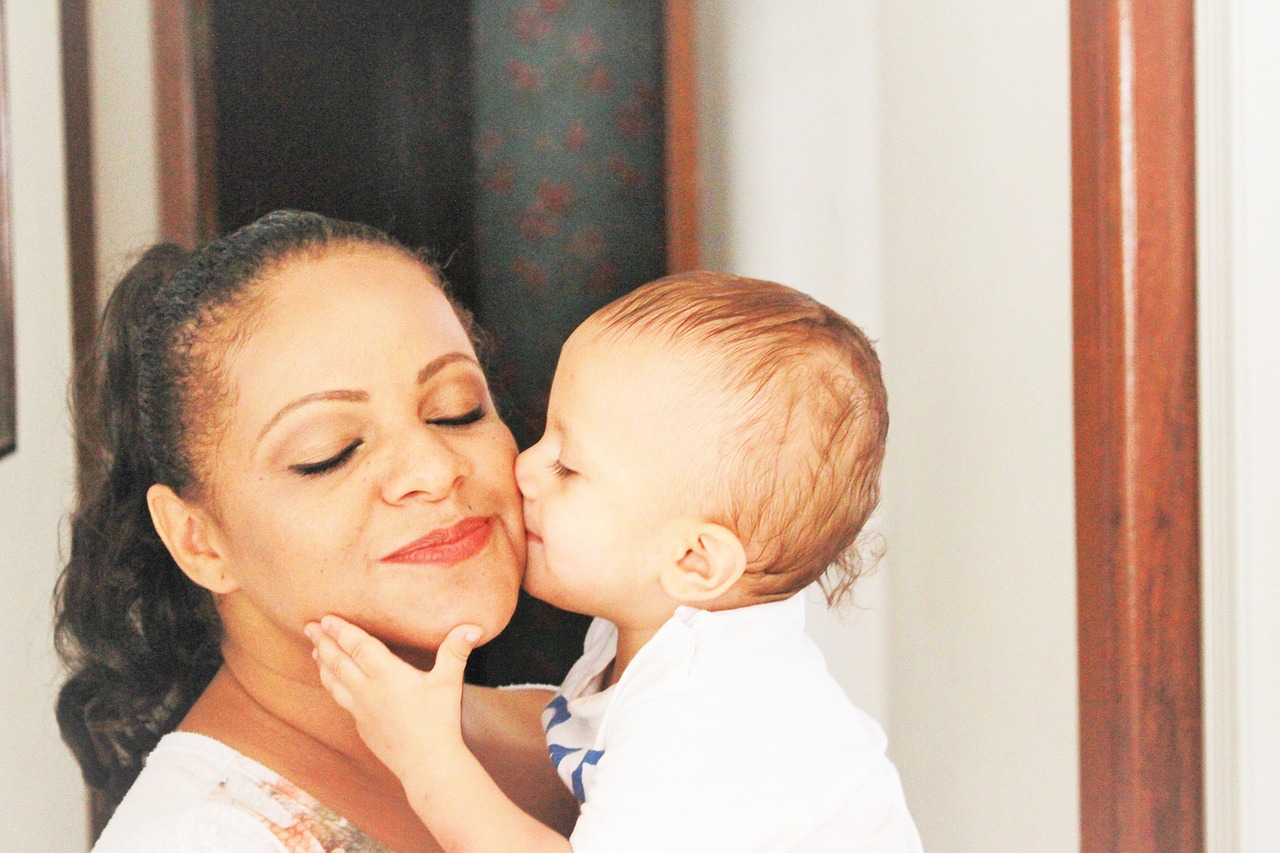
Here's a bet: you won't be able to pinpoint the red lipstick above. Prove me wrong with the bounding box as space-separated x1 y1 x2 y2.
382 517 492 565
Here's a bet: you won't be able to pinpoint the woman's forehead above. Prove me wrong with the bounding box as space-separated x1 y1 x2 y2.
221 251 472 410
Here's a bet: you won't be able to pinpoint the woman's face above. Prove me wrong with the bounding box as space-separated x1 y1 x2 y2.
200 246 523 654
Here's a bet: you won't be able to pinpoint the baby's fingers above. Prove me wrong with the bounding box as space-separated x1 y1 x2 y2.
318 614 400 679
306 624 361 708
315 650 357 711
430 624 483 687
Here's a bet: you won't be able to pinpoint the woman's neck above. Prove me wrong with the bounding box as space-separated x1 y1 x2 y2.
183 638 373 771
180 634 439 851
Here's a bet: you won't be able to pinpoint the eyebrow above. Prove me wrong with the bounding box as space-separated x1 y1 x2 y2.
549 416 575 453
256 351 480 441
417 352 478 385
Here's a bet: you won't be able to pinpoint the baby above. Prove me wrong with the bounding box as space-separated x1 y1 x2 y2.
307 271 923 851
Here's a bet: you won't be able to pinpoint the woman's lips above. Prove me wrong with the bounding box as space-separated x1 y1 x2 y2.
382 517 492 564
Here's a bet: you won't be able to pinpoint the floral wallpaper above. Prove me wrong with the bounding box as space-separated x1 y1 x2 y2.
468 0 667 686
471 0 667 449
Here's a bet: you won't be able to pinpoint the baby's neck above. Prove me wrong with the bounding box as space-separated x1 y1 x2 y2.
607 625 658 688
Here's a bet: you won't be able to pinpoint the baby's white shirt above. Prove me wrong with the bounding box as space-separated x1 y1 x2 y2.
542 595 924 852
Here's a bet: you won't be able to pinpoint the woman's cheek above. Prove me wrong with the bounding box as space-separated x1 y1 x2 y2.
241 500 355 597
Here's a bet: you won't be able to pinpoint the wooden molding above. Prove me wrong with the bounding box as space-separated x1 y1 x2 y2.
663 0 700 273
60 0 97 434
153 0 217 246
1071 1 1203 850
0 1 13 459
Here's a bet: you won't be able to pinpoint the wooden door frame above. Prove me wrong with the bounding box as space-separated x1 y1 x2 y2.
1071 2 1203 851
0 1 15 459
61 0 96 376
153 0 216 248
151 0 700 271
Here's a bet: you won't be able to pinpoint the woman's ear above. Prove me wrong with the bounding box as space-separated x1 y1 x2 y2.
659 523 747 603
146 484 238 595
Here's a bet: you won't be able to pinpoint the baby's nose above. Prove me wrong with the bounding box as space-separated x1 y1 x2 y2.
514 447 539 498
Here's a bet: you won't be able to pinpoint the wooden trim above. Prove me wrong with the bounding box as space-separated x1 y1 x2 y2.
153 0 216 246
156 1 695 265
59 0 106 834
60 0 97 452
0 1 13 459
663 0 700 273
1071 1 1203 851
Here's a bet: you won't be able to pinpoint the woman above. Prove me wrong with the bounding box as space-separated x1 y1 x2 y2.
55 211 576 851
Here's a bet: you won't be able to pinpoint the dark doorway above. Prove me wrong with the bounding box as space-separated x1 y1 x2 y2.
211 1 479 304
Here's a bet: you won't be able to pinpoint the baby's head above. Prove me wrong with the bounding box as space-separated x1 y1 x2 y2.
517 271 887 621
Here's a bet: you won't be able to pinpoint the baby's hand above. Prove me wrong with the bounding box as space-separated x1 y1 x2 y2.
305 616 481 784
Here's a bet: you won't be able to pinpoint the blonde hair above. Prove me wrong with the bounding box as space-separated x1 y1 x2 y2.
588 271 888 604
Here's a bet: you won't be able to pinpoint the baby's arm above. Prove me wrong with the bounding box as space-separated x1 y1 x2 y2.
306 617 571 853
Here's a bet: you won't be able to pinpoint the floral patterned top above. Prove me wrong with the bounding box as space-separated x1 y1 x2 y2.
92 732 393 852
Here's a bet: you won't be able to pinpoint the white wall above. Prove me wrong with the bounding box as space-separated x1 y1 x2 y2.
693 1 890 724
1198 2 1280 850
89 0 160 293
696 2 1078 851
877 2 1077 850
0 2 91 848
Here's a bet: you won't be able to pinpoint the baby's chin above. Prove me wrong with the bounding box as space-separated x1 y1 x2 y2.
518 554 555 601
519 573 590 619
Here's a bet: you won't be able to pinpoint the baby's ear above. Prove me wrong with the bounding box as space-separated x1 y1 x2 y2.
146 484 239 595
659 523 747 603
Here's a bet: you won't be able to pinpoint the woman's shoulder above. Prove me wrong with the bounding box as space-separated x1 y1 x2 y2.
91 733 284 852
92 732 392 853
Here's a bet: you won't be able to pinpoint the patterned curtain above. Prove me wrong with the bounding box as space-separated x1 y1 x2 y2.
471 0 667 448
468 0 668 685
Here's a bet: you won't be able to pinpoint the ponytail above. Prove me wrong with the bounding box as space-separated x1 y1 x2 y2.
54 245 221 809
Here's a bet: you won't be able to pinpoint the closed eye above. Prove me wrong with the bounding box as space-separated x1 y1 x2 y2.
429 406 486 428
291 441 362 476
550 459 575 479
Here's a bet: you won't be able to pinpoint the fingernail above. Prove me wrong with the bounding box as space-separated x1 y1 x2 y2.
311 648 318 661
462 627 482 644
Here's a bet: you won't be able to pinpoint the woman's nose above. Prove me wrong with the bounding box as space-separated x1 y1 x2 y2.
380 427 471 505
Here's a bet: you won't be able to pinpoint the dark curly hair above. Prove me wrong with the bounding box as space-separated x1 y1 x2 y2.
53 210 443 811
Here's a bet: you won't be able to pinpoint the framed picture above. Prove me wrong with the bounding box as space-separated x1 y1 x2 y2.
0 3 15 460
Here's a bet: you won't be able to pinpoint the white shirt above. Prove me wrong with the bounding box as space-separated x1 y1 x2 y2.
542 595 924 852
92 731 391 852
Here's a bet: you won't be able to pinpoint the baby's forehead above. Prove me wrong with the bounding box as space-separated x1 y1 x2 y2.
569 317 715 368
567 323 733 402
564 323 738 424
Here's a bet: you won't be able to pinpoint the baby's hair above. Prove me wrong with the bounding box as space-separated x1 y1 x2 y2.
588 271 888 604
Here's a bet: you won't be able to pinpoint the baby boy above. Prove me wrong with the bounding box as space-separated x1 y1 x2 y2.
308 271 923 851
